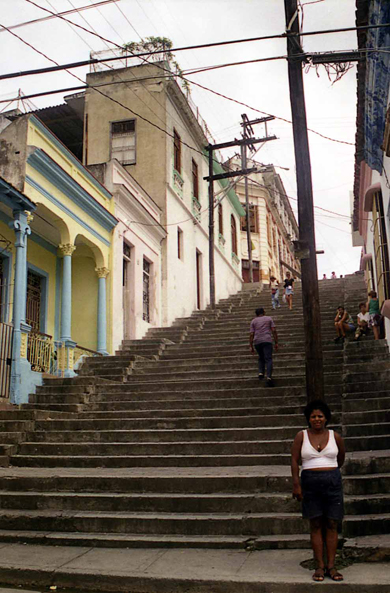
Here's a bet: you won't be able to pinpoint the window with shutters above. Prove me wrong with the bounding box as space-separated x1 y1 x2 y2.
231 215 237 256
218 204 223 236
111 119 136 165
143 258 151 323
241 205 258 233
192 159 199 200
173 129 181 173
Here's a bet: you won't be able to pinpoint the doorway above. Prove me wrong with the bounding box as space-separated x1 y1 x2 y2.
123 242 132 339
196 250 202 310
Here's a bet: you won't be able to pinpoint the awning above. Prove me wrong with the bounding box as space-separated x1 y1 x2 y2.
363 182 381 212
360 252 372 271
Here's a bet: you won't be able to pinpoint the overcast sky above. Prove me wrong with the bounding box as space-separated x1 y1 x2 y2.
0 0 360 278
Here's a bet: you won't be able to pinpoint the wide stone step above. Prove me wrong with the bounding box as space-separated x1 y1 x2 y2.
345 435 390 452
10 453 292 468
34 413 316 431
17 439 297 456
77 404 310 419
343 473 390 495
26 424 307 443
0 509 308 536
0 489 387 516
345 422 390 437
344 514 390 538
0 530 312 551
0 468 293 494
345 451 390 475
343 410 390 425
0 490 299 513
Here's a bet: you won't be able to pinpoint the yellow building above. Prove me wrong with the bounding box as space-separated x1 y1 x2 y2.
0 113 117 403
225 155 300 284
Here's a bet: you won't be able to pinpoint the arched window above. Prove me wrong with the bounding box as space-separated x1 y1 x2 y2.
218 203 223 236
231 215 237 255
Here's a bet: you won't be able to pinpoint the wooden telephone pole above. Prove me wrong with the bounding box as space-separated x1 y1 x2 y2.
284 0 324 402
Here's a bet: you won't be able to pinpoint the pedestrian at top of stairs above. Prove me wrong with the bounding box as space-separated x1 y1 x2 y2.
269 276 280 310
334 306 355 344
367 291 383 340
283 272 294 310
249 307 278 388
291 399 345 583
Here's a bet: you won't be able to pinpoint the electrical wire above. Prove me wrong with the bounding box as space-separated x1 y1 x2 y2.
0 0 373 147
0 0 119 33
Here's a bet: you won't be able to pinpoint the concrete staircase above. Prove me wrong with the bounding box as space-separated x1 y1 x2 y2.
0 275 389 557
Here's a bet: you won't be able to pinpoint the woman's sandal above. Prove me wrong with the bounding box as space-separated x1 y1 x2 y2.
326 567 344 581
312 567 325 582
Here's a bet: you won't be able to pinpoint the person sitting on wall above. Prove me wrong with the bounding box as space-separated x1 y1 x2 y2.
354 302 369 341
334 306 355 344
331 271 337 279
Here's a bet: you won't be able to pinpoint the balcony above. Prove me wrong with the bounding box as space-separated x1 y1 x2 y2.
173 169 184 199
218 233 226 252
192 196 202 223
231 252 240 272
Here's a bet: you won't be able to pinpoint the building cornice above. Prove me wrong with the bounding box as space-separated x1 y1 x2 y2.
27 148 118 232
115 183 167 242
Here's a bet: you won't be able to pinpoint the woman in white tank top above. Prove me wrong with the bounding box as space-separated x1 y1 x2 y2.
291 400 345 582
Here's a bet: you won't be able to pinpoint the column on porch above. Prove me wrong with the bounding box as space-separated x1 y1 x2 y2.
58 243 76 376
10 209 31 404
95 267 109 355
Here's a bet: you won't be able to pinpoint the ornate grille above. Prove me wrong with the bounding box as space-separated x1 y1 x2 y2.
26 271 41 331
143 259 150 323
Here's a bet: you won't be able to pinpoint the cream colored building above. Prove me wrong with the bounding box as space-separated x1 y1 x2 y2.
225 155 300 284
82 57 245 325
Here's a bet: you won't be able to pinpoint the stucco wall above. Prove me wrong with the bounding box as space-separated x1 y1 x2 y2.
71 254 98 350
85 65 167 211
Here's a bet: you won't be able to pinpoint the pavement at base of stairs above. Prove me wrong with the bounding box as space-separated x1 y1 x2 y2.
0 545 388 593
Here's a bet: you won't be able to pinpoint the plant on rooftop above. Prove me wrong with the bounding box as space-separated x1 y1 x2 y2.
122 36 191 95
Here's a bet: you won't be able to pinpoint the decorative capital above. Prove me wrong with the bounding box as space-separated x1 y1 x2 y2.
25 210 34 224
95 267 110 279
10 210 31 248
59 243 76 257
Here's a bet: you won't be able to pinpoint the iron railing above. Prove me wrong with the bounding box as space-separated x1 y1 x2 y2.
0 322 13 398
27 331 54 374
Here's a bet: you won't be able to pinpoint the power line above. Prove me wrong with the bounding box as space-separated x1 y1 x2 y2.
0 0 370 148
247 177 351 219
0 0 119 33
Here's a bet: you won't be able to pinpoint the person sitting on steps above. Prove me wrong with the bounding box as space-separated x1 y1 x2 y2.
334 306 355 344
354 302 369 341
249 307 278 388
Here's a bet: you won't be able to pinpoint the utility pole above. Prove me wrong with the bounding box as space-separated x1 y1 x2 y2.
241 114 275 284
284 0 324 402
205 133 276 308
208 148 215 309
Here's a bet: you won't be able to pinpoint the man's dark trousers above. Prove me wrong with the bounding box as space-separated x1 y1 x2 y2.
255 342 273 378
